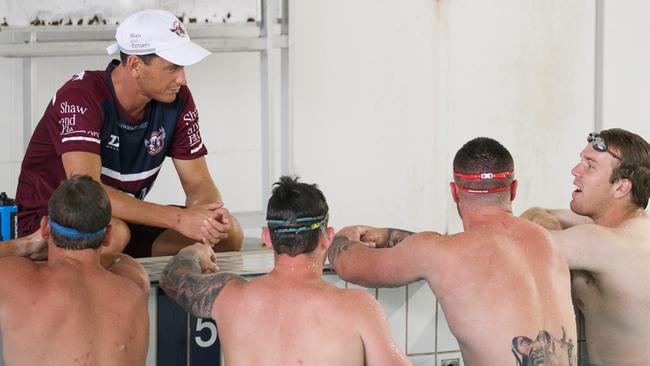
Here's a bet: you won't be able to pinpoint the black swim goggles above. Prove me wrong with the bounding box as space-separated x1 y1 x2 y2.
588 133 622 161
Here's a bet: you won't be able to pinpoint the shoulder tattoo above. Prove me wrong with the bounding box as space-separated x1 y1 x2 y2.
160 251 241 318
328 236 354 267
386 228 414 247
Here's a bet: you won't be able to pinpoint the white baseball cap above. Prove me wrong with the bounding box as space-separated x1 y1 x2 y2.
106 9 211 66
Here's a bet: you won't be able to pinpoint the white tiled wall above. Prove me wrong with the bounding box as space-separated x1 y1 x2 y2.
369 280 460 364
378 287 408 352
436 303 460 353
322 273 346 289
409 354 437 366
347 282 377 297
407 280 436 355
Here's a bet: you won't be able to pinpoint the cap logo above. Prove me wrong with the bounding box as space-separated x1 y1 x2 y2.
169 20 187 38
129 33 151 50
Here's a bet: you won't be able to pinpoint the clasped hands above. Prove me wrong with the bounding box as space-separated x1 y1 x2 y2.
178 201 233 248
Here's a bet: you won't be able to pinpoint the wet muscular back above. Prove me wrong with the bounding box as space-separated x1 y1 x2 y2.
429 217 577 365
213 277 368 366
1 261 148 366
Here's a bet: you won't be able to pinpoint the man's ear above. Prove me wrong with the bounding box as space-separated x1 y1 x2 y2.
262 228 273 249
39 216 50 241
450 182 460 203
321 227 335 250
101 224 113 248
510 180 518 201
613 178 632 199
126 55 142 77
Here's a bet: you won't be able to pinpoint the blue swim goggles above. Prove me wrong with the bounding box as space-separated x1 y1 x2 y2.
48 216 107 239
267 213 330 241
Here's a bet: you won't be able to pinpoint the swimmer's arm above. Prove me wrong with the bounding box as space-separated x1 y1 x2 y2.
521 207 592 229
356 291 412 366
0 231 47 260
329 228 438 288
102 253 150 296
160 249 243 318
0 241 20 258
551 224 618 271
547 209 593 228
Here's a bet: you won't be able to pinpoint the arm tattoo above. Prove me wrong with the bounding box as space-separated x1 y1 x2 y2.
386 228 414 247
160 251 241 319
511 327 575 366
327 236 355 267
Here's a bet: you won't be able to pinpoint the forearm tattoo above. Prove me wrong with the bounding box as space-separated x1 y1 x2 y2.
386 228 414 247
512 327 575 366
327 236 355 267
160 251 241 319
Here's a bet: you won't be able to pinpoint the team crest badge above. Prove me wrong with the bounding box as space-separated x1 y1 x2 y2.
169 20 187 37
71 71 85 81
144 127 166 156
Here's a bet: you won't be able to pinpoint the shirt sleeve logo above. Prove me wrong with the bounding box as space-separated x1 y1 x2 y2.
144 127 166 156
58 101 89 135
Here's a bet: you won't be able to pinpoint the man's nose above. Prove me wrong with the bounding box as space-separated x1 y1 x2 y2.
176 68 187 85
571 163 581 177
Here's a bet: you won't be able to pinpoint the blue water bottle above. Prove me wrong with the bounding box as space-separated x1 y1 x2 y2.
0 192 17 241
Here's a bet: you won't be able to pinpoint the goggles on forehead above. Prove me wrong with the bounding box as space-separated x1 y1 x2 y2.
453 170 514 194
587 133 622 161
267 213 330 240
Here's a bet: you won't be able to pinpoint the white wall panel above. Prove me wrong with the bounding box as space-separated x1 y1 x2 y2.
186 53 262 154
291 0 439 233
603 1 650 140
440 0 594 233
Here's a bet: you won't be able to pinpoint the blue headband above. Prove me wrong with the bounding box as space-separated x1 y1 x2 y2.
48 217 107 239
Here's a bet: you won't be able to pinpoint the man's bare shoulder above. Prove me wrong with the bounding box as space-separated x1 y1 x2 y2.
463 216 555 245
617 214 650 237
325 286 382 318
210 273 250 306
0 256 41 284
0 258 47 312
608 215 650 260
559 214 650 252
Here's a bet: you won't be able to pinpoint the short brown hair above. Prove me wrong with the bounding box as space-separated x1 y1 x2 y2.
266 176 329 257
600 128 650 209
453 137 515 202
48 175 111 250
119 51 158 65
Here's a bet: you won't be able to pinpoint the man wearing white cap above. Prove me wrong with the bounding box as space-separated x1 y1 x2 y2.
15 9 243 258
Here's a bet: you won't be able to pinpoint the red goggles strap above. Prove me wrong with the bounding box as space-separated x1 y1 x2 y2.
457 184 511 194
453 171 513 180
